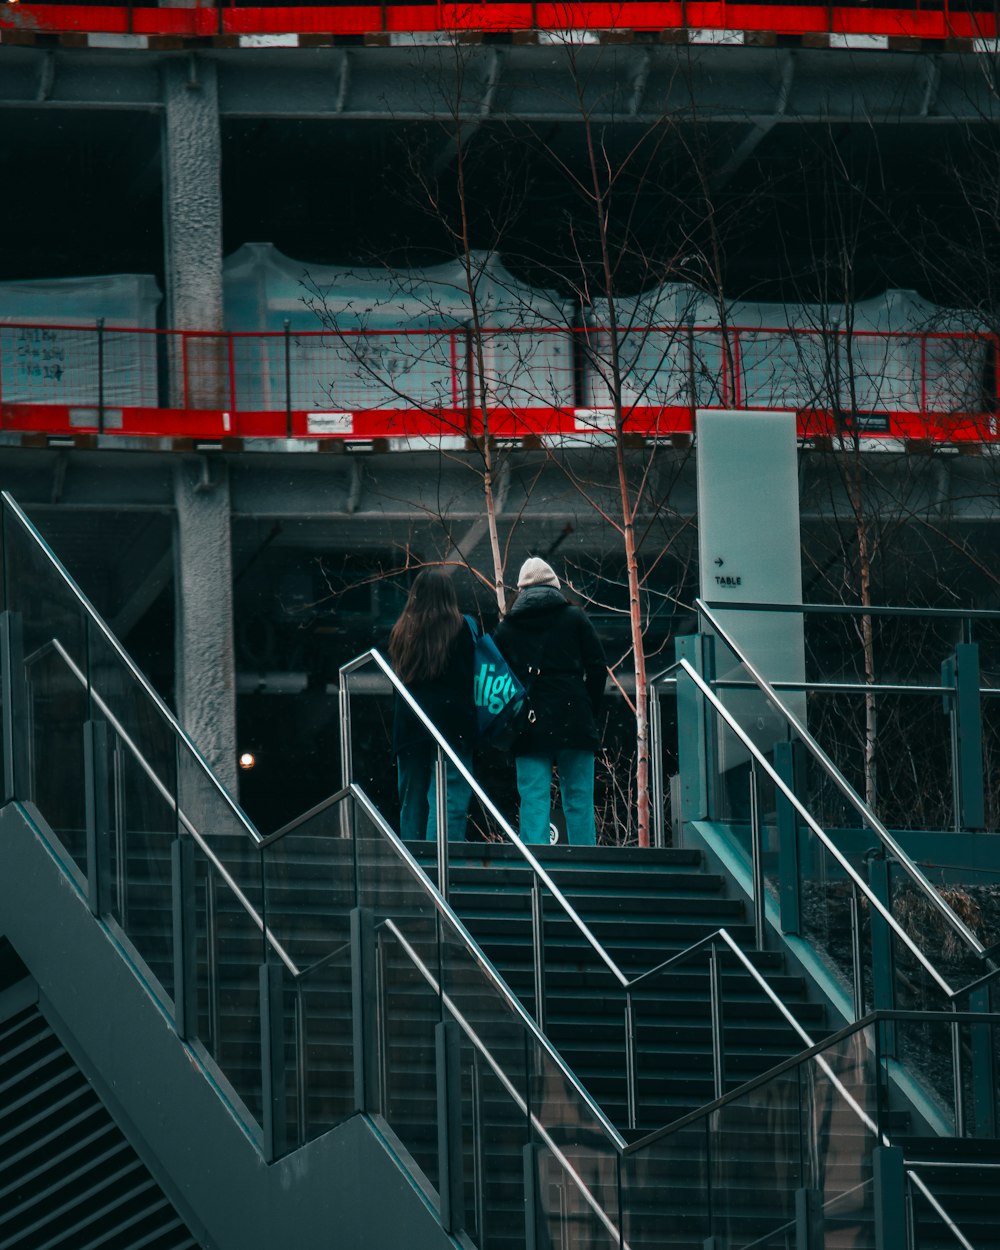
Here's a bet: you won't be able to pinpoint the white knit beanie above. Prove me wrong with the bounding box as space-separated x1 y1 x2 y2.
517 557 560 589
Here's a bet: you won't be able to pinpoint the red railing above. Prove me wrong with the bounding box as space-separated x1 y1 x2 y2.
2 1 998 41
0 321 996 446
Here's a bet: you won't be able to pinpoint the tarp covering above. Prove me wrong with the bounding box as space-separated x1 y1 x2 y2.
0 274 161 407
584 286 716 409
223 243 576 413
585 286 988 416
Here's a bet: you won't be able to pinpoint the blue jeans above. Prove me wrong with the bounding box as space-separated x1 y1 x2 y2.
515 751 596 846
397 745 473 842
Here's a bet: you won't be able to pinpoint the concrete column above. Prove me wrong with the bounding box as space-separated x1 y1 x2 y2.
173 457 237 795
161 56 225 407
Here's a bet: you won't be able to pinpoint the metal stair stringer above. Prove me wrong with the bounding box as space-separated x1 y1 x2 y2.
0 798 459 1250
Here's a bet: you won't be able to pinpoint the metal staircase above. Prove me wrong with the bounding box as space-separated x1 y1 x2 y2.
0 487 998 1249
0 985 201 1250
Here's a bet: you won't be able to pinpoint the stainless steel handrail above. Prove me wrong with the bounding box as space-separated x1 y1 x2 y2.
628 928 812 1043
2 491 263 848
906 1170 976 1250
693 597 986 961
678 658 957 998
703 599 1000 623
339 647 631 989
23 638 300 977
382 916 631 1249
631 1009 987 1151
344 782 628 1147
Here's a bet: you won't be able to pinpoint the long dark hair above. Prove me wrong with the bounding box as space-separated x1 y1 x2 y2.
388 569 464 683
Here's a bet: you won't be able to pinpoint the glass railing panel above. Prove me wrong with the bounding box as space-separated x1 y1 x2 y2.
710 1068 805 1250
103 739 177 1000
284 940 355 1151
83 625 179 997
262 795 354 980
622 1119 711 1250
798 828 870 1012
884 860 978 1016
887 1014 1000 1139
625 1024 881 1250
526 1038 622 1250
821 1175 874 1250
21 635 90 871
628 946 813 1127
191 851 265 1129
3 503 90 681
805 1025 879 1214
353 802 442 1194
375 919 441 1192
262 793 356 1152
440 924 535 1250
4 509 91 864
175 734 262 902
465 1032 531 1250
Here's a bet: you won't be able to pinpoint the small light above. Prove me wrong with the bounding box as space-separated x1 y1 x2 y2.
239 751 256 771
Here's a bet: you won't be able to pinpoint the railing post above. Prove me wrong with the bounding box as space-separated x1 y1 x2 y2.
849 884 865 1021
531 874 546 1034
523 1142 544 1250
708 943 725 1101
171 834 198 1041
866 852 896 1058
96 317 105 433
749 759 766 950
873 1146 906 1250
338 669 354 841
942 643 985 831
283 319 293 439
436 1019 465 1234
774 739 803 936
675 633 717 826
1 609 26 803
350 906 381 1115
293 984 307 1149
260 958 287 1162
794 1188 824 1250
968 986 997 1138
227 332 237 419
204 870 220 1053
472 1052 487 1246
84 720 111 917
625 991 638 1131
951 1004 966 1139
649 678 667 848
435 745 450 899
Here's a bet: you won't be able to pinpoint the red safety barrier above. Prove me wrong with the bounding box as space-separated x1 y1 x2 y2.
1 1 998 40
0 321 996 446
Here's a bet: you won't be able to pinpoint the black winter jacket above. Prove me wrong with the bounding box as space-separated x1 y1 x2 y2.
391 623 477 758
492 587 607 756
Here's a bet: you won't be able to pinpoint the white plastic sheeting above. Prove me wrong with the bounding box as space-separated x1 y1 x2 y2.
223 243 576 413
0 274 161 407
583 285 711 410
846 290 984 414
584 286 987 416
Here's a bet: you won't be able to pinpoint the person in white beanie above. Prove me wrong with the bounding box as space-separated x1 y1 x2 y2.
493 557 607 845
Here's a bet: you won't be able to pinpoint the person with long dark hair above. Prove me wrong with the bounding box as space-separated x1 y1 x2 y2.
388 568 476 841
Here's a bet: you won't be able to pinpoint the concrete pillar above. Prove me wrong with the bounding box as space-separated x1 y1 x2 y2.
161 56 225 407
173 457 237 795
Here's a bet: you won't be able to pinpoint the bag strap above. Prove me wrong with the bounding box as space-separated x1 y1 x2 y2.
464 613 481 641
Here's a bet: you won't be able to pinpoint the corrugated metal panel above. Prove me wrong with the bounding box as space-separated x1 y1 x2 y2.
0 1002 202 1250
